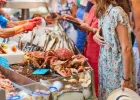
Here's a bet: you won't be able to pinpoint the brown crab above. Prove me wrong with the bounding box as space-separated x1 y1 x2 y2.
21 49 88 77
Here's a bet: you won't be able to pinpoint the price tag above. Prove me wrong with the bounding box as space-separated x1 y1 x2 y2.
0 56 9 68
32 69 49 75
22 42 41 52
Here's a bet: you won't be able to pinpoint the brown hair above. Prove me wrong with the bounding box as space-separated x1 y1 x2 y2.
95 0 129 18
32 13 42 19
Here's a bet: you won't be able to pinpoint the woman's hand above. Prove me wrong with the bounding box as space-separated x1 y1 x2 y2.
61 14 75 20
93 29 105 45
121 80 131 91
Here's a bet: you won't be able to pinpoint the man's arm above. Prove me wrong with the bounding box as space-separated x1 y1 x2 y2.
132 0 140 54
0 22 37 38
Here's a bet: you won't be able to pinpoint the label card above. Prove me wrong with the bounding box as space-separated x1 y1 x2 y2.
0 56 9 68
22 42 42 52
32 69 49 75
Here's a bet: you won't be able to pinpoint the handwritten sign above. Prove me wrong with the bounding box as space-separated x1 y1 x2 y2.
32 69 49 75
0 56 9 68
22 42 42 52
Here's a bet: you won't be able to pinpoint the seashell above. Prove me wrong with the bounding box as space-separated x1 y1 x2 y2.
78 66 85 73
65 85 72 89
70 68 78 75
63 79 68 82
68 79 77 84
79 79 85 83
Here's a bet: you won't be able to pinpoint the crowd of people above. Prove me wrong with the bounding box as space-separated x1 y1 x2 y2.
0 0 140 100
55 0 140 100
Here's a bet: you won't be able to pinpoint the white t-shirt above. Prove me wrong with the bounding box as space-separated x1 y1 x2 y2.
80 0 88 6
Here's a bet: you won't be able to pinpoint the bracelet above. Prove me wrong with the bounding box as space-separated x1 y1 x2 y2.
123 76 130 81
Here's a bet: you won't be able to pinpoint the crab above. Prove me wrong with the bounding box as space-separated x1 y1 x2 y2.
50 54 87 77
55 48 74 60
21 49 88 77
41 48 74 68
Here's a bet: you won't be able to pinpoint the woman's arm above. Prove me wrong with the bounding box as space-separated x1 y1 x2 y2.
76 22 97 33
71 3 78 18
116 23 131 80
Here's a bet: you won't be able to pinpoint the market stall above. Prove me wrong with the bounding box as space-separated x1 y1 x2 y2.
0 1 96 100
0 22 95 100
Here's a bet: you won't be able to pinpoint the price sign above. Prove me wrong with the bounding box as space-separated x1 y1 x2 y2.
0 56 9 68
32 69 50 75
22 42 42 52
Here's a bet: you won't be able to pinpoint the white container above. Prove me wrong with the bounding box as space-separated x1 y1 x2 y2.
42 94 50 100
52 81 63 91
49 87 58 100
82 88 92 99
32 92 43 100
18 91 30 100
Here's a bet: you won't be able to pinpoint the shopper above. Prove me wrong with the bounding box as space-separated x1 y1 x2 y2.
93 0 137 99
56 0 77 43
61 0 99 96
75 0 87 53
83 0 99 96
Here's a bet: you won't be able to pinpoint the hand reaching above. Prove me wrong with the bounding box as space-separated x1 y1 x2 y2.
29 17 42 25
61 14 75 20
22 22 36 32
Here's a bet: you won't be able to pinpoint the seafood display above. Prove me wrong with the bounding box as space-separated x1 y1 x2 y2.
0 23 94 99
22 24 77 54
20 48 90 77
0 71 19 99
0 71 14 92
10 65 58 82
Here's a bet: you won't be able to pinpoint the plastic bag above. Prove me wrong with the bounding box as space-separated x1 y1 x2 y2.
20 31 33 43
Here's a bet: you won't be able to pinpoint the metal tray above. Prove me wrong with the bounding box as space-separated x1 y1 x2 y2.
0 66 35 85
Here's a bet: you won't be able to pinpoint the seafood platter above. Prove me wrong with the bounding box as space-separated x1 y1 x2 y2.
0 24 95 100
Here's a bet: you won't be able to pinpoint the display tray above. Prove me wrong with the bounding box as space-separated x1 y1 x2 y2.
0 66 35 86
10 65 60 82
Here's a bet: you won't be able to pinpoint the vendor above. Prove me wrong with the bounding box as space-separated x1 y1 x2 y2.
0 0 41 41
